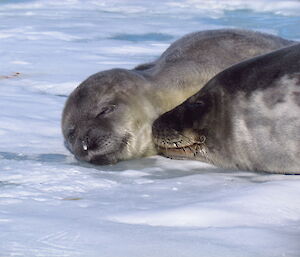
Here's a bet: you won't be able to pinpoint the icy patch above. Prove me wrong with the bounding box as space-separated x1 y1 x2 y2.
2 0 300 17
1 0 300 256
109 179 300 227
0 28 80 41
110 33 174 42
10 60 30 65
26 81 79 96
98 44 168 55
28 31 81 41
168 0 300 16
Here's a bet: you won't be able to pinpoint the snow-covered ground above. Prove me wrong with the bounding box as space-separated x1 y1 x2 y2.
1 0 300 256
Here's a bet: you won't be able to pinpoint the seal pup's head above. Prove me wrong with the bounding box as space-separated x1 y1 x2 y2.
62 69 158 165
152 87 219 161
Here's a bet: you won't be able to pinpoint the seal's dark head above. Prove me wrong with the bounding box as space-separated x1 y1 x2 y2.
62 69 157 165
152 87 217 160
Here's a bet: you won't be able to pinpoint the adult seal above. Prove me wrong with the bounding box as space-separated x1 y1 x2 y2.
152 43 300 174
62 29 295 165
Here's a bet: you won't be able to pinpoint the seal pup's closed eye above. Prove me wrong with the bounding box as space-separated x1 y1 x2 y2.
62 70 158 164
153 43 300 174
62 29 296 165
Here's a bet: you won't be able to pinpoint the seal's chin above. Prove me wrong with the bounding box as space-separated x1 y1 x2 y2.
156 143 202 160
71 149 120 165
88 152 119 165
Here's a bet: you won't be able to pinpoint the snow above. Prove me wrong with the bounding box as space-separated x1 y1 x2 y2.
0 0 300 256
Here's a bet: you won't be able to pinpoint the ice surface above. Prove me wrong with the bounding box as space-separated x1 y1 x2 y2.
0 0 300 256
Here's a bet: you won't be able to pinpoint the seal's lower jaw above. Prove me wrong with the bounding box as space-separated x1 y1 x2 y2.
156 143 201 160
73 152 116 165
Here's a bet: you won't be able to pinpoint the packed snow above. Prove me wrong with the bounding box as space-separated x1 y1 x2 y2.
0 0 300 256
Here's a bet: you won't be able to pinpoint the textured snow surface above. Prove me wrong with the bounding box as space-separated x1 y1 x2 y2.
0 0 300 256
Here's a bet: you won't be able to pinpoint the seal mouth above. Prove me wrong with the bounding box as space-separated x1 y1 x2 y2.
156 142 205 159
154 133 207 159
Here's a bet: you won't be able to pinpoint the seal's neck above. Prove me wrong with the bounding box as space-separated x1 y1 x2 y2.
196 88 236 169
141 65 215 114
153 86 199 114
145 76 207 116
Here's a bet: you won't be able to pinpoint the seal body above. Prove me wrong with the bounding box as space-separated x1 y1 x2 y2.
152 43 300 174
62 29 295 165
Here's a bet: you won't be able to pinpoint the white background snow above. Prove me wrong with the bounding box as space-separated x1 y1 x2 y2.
1 0 300 256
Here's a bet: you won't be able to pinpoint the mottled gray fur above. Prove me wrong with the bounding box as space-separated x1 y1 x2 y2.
153 43 300 174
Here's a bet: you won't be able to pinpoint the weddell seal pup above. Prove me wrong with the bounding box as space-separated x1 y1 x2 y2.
152 43 300 174
62 29 295 165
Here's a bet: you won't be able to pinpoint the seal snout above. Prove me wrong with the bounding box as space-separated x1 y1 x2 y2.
78 131 113 154
152 107 196 150
82 140 88 151
152 104 206 160
152 109 182 148
71 128 131 165
78 131 100 152
74 134 116 165
81 136 89 151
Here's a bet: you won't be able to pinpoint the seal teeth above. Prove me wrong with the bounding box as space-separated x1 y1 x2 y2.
82 141 88 151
